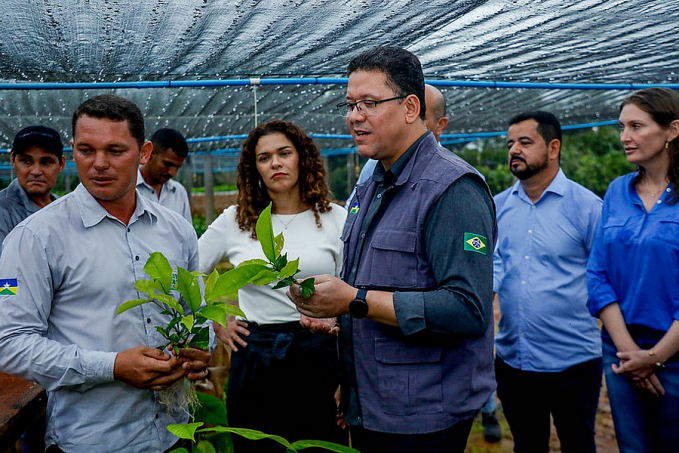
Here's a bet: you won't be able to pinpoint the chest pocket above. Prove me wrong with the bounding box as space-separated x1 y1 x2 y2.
367 229 418 288
602 216 632 245
657 218 679 246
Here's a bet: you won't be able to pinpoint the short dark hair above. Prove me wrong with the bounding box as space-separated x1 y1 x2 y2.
12 125 63 159
72 94 145 147
151 128 189 158
509 111 562 145
348 46 426 120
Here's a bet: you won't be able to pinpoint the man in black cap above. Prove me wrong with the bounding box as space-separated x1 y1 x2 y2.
0 125 65 254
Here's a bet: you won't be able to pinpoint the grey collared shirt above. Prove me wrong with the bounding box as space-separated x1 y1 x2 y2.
0 184 198 453
137 169 192 222
0 178 56 256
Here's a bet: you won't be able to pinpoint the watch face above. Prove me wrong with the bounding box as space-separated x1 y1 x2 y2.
350 298 369 318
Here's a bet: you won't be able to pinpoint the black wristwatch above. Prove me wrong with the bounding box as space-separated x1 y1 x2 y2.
349 289 369 318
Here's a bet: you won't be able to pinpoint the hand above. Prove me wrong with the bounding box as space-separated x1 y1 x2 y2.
631 372 666 397
300 315 339 335
175 346 212 381
287 274 355 318
613 349 657 380
334 386 347 429
114 346 184 390
215 320 250 352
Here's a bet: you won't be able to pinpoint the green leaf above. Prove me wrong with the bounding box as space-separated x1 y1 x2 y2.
155 325 168 337
196 427 292 451
194 440 217 453
299 277 316 299
237 259 269 267
190 271 205 278
176 267 202 314
116 298 152 315
166 449 189 453
272 277 294 290
219 303 246 318
193 392 228 426
203 269 220 305
250 269 280 286
291 439 360 453
255 202 276 262
273 232 284 258
181 315 195 332
155 293 185 314
275 253 288 271
199 305 227 327
167 422 204 441
280 258 299 280
144 252 174 293
134 279 157 298
188 327 210 349
211 264 270 300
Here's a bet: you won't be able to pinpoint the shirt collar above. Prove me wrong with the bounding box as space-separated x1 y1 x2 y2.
372 131 430 186
74 183 158 228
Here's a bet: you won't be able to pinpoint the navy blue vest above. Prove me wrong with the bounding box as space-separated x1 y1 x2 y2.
340 134 495 434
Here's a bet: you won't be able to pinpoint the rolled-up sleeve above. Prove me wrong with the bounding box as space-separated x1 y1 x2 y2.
393 175 495 338
586 199 618 317
0 226 116 392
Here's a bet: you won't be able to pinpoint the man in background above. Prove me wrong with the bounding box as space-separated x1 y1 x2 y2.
0 126 65 254
493 111 602 453
137 128 192 222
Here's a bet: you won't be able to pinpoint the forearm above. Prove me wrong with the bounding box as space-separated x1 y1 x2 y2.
650 320 679 364
599 303 638 351
0 332 116 392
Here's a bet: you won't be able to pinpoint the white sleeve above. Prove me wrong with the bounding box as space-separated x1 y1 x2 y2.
198 208 233 274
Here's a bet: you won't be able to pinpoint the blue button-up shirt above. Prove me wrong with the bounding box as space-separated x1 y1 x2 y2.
137 169 192 222
494 169 602 372
0 184 198 453
587 172 679 330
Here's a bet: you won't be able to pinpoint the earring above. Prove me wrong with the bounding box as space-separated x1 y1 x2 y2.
666 141 670 150
258 178 263 189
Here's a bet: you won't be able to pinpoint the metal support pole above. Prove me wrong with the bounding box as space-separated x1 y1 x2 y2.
250 77 261 127
203 154 215 225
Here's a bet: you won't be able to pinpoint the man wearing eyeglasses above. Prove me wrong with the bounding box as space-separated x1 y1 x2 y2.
288 46 496 453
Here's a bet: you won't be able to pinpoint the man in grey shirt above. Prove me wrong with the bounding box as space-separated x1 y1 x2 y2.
137 128 192 222
0 94 210 453
0 125 65 255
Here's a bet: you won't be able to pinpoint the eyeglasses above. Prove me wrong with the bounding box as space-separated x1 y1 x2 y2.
336 96 406 117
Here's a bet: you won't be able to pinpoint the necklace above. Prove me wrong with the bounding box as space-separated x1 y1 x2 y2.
273 213 300 230
643 179 668 198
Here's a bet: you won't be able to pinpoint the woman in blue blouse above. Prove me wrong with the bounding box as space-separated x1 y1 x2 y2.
587 87 679 452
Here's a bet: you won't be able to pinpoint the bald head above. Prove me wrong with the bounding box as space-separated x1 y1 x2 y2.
425 84 448 142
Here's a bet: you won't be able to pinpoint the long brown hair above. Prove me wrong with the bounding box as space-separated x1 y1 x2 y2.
621 87 679 204
236 119 332 238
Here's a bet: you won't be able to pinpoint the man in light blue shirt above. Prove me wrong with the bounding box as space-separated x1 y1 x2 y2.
493 111 602 453
137 128 192 222
0 95 209 453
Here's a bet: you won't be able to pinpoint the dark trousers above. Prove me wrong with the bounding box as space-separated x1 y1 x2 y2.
350 417 474 453
496 356 602 453
227 322 346 452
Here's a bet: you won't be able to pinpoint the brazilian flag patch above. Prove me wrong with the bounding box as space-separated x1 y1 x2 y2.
464 233 487 255
0 278 18 296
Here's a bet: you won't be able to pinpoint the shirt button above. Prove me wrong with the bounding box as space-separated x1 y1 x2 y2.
147 318 151 324
135 256 140 261
527 229 532 234
656 199 662 204
667 188 672 192
155 413 159 419
127 227 131 232
531 205 536 209
524 255 530 260
352 266 357 273
377 193 382 199
521 280 526 285
360 232 366 239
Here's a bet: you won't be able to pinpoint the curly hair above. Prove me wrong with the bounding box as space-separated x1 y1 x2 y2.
236 119 332 238
621 87 679 204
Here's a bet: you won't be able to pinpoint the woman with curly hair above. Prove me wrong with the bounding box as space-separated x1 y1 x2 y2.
587 87 679 452
198 119 347 451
